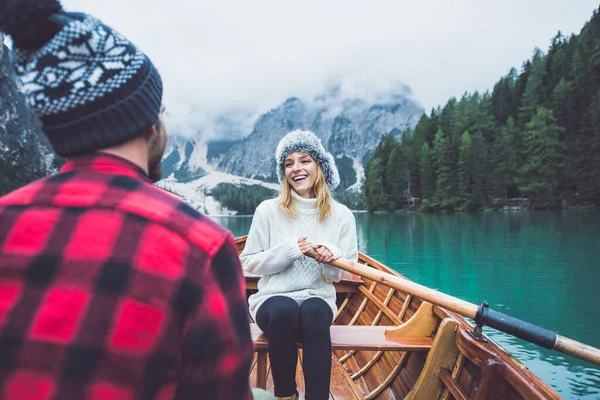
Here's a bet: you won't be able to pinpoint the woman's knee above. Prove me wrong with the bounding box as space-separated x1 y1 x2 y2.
261 296 300 329
300 298 333 327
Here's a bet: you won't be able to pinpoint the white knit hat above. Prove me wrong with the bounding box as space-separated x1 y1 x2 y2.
275 129 340 190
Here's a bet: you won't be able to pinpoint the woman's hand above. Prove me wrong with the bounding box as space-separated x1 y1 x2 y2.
298 236 314 255
313 244 334 263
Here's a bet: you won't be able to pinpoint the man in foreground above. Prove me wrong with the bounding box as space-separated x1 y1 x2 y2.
0 0 255 398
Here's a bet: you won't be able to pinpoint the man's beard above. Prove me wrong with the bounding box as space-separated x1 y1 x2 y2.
148 134 164 183
148 156 162 183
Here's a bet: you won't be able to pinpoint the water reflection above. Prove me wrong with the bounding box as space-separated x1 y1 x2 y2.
212 210 600 399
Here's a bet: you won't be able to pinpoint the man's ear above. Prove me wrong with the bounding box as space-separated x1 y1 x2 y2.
142 124 157 141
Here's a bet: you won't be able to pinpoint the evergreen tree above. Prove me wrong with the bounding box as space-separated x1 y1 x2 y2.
412 114 436 150
365 156 385 211
519 48 546 124
420 143 435 201
458 132 473 198
470 132 490 206
551 78 575 133
573 89 600 201
209 183 277 214
433 128 459 202
490 117 519 200
517 108 565 208
440 98 457 140
541 32 565 104
374 134 398 195
514 60 531 117
491 71 517 125
401 129 421 204
386 145 407 209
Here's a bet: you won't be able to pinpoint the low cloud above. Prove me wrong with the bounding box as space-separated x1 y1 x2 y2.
22 0 599 141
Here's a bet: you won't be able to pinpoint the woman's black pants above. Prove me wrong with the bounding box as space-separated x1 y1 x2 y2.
256 296 333 400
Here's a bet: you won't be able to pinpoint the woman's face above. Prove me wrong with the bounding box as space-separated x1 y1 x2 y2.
284 152 318 198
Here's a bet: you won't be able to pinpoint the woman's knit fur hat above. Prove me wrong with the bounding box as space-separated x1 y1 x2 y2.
275 129 340 190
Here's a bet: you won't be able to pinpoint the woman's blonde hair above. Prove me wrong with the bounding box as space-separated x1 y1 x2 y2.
278 157 332 222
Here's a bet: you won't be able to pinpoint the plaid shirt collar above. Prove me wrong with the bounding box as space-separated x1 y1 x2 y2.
60 153 151 182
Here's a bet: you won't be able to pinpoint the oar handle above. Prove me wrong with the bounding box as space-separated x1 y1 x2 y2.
475 302 557 349
476 304 600 366
314 253 600 367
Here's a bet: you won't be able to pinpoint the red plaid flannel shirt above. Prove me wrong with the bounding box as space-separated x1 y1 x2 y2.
0 153 253 400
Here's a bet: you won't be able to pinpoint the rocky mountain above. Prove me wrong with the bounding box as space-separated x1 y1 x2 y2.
160 137 239 182
216 97 306 183
2 30 423 212
216 90 423 190
0 34 51 196
158 136 278 215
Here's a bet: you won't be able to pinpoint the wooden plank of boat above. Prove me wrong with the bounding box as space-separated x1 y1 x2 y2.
235 236 562 399
250 323 433 351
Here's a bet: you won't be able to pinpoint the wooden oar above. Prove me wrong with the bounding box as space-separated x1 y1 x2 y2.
308 251 600 368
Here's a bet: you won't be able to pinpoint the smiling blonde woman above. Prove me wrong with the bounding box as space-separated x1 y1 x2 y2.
240 129 359 400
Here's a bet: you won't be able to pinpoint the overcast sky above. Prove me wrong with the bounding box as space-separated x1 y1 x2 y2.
42 1 600 138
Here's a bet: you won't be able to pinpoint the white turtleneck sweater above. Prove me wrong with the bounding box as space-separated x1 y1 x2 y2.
240 191 359 319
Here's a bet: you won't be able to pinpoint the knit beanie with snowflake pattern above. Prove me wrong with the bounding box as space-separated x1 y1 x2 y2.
0 0 163 157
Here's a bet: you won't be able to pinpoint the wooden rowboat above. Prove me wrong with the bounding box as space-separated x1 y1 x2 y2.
235 236 561 400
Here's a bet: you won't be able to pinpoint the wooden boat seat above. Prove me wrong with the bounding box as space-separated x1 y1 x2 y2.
251 323 433 351
250 322 433 390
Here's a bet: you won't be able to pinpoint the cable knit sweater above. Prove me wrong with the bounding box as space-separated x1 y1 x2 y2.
240 191 359 320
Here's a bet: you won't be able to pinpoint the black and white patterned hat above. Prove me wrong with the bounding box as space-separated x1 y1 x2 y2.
275 129 340 190
0 0 162 157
